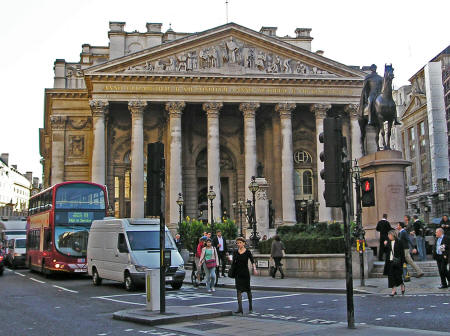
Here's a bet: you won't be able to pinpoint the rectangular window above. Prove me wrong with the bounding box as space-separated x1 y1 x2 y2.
125 171 130 199
408 127 417 185
114 176 119 199
418 121 430 189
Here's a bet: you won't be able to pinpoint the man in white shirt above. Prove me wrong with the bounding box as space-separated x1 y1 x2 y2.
212 230 228 276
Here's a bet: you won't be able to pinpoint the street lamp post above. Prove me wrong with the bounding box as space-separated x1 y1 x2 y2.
207 185 216 235
238 199 244 237
248 176 260 248
176 193 184 227
352 159 365 286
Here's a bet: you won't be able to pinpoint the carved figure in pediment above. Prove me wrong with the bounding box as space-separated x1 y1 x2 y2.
282 59 291 73
167 57 176 71
187 52 197 70
226 37 239 64
177 54 187 71
199 49 208 68
296 62 309 74
243 48 255 68
208 47 218 68
255 52 266 71
67 68 74 78
155 60 165 71
145 61 154 71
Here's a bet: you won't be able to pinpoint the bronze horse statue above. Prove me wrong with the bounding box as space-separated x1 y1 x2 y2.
358 64 398 155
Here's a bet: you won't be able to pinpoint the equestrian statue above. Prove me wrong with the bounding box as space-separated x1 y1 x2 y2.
358 64 401 156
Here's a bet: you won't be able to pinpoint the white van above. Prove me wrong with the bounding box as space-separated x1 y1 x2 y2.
6 237 27 268
87 218 185 291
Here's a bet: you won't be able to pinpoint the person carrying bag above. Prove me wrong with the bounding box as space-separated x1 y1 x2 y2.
199 238 219 292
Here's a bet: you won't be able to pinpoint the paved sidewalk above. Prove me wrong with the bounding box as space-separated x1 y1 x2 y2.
184 269 449 295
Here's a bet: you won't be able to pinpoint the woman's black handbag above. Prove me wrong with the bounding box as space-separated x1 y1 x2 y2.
228 253 236 278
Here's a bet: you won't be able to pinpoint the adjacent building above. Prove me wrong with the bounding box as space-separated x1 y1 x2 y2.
395 45 450 222
39 22 367 232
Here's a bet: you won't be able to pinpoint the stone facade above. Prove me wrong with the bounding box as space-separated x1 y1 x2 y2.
40 22 366 232
394 46 450 222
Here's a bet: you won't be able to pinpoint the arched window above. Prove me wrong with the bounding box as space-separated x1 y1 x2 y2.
294 169 314 200
303 171 313 195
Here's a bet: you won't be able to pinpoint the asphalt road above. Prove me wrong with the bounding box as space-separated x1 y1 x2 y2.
1 267 449 336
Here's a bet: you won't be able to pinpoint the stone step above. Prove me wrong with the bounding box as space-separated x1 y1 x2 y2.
369 271 439 278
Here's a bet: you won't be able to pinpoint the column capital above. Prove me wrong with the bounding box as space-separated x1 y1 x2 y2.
50 115 67 130
275 103 296 119
165 101 186 117
89 99 109 118
128 100 147 118
310 103 331 119
344 104 360 120
239 102 260 118
202 102 223 117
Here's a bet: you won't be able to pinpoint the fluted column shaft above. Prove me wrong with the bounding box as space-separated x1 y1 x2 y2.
89 100 109 185
346 104 362 161
312 103 332 222
129 100 147 218
276 103 296 225
240 103 260 201
50 115 67 185
166 101 186 229
203 102 223 223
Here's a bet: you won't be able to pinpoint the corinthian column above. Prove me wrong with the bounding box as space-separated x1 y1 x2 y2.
239 102 260 201
275 103 296 225
89 100 109 185
166 101 186 230
202 102 223 223
50 115 67 185
311 103 332 222
345 104 362 161
128 100 147 218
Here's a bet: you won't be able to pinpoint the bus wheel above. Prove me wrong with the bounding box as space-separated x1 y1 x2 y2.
41 260 49 278
92 268 102 286
124 272 135 291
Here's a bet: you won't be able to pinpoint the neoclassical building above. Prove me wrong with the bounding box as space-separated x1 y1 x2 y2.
40 22 366 231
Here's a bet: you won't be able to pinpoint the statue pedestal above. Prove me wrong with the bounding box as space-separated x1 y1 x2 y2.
255 177 269 239
358 150 411 249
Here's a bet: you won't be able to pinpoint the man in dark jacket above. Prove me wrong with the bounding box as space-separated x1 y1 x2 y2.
433 228 450 289
440 215 450 235
397 222 424 278
412 215 426 261
212 230 228 276
376 214 392 261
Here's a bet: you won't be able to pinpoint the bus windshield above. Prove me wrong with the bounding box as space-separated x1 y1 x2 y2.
126 231 176 251
54 226 89 257
55 183 105 210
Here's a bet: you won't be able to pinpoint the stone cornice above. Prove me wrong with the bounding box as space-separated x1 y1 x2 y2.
275 103 296 119
239 102 260 118
89 99 109 118
202 102 223 117
310 103 331 119
165 101 186 117
128 100 147 117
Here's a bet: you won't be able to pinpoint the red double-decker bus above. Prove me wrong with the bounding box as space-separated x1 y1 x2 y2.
27 181 108 274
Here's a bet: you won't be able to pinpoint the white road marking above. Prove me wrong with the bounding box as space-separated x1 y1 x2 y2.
301 303 309 306
190 293 303 307
332 299 338 302
267 308 275 310
443 303 449 305
55 307 61 309
317 301 324 303
430 305 437 308
14 272 25 277
283 306 291 308
124 329 134 332
93 296 146 306
404 312 412 314
375 318 383 321
52 285 78 293
417 308 424 310
359 323 367 325
29 278 45 284
389 315 396 317
92 293 143 299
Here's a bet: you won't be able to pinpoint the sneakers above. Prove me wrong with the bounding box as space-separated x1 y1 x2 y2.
211 288 216 292
208 289 212 292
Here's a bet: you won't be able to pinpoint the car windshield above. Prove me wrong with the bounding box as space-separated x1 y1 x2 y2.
55 183 105 210
15 239 26 248
126 231 176 251
54 226 89 257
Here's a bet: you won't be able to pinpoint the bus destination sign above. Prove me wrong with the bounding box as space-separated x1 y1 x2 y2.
68 212 94 224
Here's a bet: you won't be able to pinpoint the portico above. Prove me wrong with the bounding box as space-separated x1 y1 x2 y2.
41 22 365 232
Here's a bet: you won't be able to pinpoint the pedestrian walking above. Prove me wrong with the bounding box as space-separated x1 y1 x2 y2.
383 230 406 296
433 228 450 289
376 214 392 261
199 238 219 292
194 236 207 286
412 215 426 261
270 235 285 279
212 230 228 277
397 222 424 277
233 237 257 314
174 233 183 252
440 215 450 235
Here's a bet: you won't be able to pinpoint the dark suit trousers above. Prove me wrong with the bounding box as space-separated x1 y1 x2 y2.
436 255 450 286
217 251 227 275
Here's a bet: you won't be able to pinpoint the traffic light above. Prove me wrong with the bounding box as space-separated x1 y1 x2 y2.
147 142 165 216
360 177 375 207
319 117 344 207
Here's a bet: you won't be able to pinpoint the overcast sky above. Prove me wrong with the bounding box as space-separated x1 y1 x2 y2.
0 0 448 180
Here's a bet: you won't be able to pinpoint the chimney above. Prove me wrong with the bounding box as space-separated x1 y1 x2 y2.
33 177 40 189
295 28 312 38
260 27 278 37
146 23 162 33
12 164 17 170
1 153 9 166
25 172 33 183
109 21 126 32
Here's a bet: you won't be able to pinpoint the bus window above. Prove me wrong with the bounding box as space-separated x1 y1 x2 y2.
55 184 105 210
43 229 52 251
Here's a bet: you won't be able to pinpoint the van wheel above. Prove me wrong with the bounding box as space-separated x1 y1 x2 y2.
92 268 102 286
171 282 182 290
124 272 135 291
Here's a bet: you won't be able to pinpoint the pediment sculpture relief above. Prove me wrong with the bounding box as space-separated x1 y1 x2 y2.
124 37 333 76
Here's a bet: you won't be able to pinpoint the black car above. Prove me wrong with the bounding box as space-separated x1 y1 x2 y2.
0 250 5 276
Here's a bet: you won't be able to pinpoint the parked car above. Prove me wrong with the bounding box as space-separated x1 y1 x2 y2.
87 218 185 291
0 249 5 275
6 238 27 268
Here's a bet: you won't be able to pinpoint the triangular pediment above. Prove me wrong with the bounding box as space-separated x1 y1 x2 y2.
84 23 364 80
401 93 427 119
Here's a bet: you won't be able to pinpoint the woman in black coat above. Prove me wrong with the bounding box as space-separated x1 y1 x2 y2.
383 229 406 296
232 237 257 314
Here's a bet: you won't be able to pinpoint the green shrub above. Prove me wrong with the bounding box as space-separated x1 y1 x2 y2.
214 219 238 241
259 236 345 254
328 222 343 237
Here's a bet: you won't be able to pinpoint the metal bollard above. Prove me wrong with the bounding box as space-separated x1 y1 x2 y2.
146 269 160 311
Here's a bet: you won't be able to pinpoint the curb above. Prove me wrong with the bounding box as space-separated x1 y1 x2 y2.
113 307 232 326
